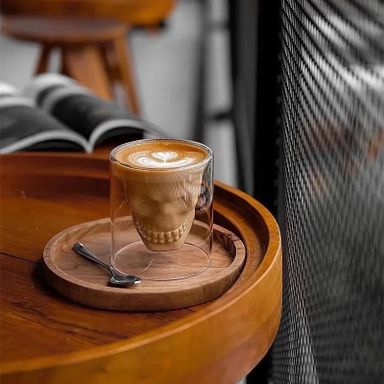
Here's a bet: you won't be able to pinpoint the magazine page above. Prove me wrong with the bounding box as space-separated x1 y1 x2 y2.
23 74 167 150
0 82 90 154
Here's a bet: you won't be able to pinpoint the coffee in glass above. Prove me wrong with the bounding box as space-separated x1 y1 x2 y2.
110 139 213 281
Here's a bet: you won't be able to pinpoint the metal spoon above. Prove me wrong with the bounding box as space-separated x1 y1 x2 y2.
72 242 141 286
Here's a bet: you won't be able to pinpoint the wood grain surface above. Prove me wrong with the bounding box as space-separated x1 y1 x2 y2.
43 219 246 311
0 152 282 384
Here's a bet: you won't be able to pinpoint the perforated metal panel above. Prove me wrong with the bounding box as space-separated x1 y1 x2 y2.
272 0 384 382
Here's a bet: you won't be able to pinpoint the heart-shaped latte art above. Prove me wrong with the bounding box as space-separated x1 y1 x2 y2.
151 151 177 162
118 140 208 170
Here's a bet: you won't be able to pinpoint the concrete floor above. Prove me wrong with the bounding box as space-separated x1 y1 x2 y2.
0 0 238 187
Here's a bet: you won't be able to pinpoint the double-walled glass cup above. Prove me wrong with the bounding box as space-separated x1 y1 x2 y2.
110 139 213 281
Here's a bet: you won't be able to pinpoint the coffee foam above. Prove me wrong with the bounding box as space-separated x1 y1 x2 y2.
115 140 208 170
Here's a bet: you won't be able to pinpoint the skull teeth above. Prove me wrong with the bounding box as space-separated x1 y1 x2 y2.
137 219 188 244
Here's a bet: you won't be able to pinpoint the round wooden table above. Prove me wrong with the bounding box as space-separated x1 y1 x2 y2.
0 152 282 384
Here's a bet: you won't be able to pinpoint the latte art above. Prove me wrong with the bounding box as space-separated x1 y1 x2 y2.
115 140 208 170
152 151 177 161
129 150 198 169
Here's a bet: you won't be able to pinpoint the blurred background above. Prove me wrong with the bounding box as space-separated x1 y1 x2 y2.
1 0 383 383
0 0 238 187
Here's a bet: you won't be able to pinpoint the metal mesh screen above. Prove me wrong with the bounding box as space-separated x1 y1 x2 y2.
272 0 384 382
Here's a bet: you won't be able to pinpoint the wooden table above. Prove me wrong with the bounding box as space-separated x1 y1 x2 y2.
0 152 282 384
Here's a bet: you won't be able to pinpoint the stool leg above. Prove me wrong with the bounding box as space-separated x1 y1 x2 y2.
60 45 113 100
35 45 52 74
100 44 119 84
110 35 141 115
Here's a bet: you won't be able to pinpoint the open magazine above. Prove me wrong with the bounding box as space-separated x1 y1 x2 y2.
0 74 166 153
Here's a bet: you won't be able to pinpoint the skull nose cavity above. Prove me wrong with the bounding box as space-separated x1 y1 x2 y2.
137 219 188 244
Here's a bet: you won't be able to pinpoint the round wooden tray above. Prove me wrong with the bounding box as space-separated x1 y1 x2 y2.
43 218 246 311
0 152 282 384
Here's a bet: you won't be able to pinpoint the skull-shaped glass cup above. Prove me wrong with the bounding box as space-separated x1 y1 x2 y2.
110 139 214 281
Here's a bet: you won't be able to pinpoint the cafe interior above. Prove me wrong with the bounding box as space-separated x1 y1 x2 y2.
0 0 383 383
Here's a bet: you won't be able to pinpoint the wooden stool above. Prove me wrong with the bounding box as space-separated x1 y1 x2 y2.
1 16 141 115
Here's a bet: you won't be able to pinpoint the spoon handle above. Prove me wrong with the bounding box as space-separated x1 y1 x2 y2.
73 242 112 273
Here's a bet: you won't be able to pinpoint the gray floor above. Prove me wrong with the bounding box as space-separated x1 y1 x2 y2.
0 0 238 187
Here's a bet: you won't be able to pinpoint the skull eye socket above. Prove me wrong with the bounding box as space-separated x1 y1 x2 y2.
130 198 156 216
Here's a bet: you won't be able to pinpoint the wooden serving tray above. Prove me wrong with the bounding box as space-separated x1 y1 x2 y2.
43 218 246 311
